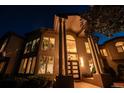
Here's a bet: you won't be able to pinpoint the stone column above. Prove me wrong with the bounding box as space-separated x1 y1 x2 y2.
87 35 100 74
63 18 68 75
90 35 103 74
95 42 104 73
58 17 63 76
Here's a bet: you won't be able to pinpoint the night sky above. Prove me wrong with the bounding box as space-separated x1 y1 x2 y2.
0 5 124 45
0 5 89 36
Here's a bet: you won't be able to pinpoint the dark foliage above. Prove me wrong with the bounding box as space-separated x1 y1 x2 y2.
0 75 53 88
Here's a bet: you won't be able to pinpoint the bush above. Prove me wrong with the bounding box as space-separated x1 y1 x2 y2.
0 75 53 88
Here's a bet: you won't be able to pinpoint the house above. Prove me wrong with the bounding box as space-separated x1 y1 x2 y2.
1 14 123 87
0 32 24 75
100 37 124 81
15 14 112 87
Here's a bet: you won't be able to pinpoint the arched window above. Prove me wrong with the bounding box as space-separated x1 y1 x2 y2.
66 35 78 61
115 42 124 53
66 35 77 53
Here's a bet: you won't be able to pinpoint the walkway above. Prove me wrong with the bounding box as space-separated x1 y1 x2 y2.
74 81 100 88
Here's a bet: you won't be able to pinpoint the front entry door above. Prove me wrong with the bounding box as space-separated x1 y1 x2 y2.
67 60 80 79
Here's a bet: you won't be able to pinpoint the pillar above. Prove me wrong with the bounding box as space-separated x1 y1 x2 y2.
63 18 68 75
87 35 100 74
58 17 63 76
90 35 103 74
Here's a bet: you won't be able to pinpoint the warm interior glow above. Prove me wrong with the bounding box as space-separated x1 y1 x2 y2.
80 57 84 67
66 35 77 53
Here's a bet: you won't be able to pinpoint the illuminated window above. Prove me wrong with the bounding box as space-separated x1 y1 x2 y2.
0 62 5 72
31 40 37 52
38 56 54 74
38 56 47 74
24 42 32 54
30 57 36 74
66 35 77 53
85 42 91 54
47 56 54 74
42 37 55 50
19 57 36 74
0 39 8 53
101 49 108 56
49 38 55 49
26 57 32 73
24 38 40 54
19 58 28 73
115 42 124 53
18 59 25 73
67 54 78 60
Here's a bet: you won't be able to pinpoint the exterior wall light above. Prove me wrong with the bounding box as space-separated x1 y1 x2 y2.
80 57 84 67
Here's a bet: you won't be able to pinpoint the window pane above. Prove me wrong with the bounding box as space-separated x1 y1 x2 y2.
73 74 79 78
24 42 32 54
42 37 49 50
0 39 8 53
115 42 124 46
100 49 104 56
67 40 77 53
73 70 78 73
38 56 48 74
103 49 108 56
66 35 77 53
18 59 24 73
115 42 124 53
66 35 75 40
26 58 32 73
68 54 78 60
38 64 46 74
24 43 28 54
30 57 36 74
31 40 37 52
22 58 28 73
47 56 54 74
49 38 55 49
117 47 123 52
0 62 5 72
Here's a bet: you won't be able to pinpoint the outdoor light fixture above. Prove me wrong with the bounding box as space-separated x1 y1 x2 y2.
80 57 84 67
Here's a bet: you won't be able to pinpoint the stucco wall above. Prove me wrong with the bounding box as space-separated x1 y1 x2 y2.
5 35 23 74
100 37 124 74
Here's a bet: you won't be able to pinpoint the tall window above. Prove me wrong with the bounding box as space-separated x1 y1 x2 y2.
38 56 54 74
100 49 108 56
42 37 55 51
66 35 77 53
0 39 8 53
19 57 36 74
66 35 78 61
115 42 124 53
85 42 91 54
24 38 40 54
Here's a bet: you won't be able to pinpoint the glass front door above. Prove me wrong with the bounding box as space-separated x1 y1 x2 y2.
67 60 80 79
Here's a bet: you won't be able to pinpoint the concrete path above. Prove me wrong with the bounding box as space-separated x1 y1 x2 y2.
74 81 100 88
